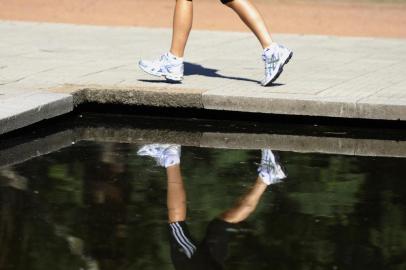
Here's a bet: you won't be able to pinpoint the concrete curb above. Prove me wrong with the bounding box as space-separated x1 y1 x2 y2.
50 84 205 108
2 83 406 136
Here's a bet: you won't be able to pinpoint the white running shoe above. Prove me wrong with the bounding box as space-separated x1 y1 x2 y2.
137 144 181 168
258 149 287 185
261 43 293 86
139 52 184 82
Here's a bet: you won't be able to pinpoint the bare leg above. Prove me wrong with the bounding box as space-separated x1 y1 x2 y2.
170 0 193 58
225 0 273 49
166 165 187 223
220 177 268 223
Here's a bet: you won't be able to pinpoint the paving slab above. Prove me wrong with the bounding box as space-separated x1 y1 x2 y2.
1 21 406 135
0 90 73 134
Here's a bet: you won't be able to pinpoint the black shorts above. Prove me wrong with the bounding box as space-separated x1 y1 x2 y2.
168 219 236 270
187 0 234 4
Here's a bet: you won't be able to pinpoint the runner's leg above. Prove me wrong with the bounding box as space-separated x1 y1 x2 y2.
170 0 193 57
224 0 273 49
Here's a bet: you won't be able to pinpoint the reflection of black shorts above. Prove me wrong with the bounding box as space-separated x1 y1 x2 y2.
168 219 236 270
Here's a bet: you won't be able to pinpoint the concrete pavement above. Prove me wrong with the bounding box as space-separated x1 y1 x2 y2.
1 21 406 135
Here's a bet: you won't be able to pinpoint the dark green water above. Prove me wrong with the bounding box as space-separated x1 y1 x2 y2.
1 140 405 270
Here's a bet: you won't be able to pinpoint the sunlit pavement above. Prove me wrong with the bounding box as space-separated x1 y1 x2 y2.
1 21 406 135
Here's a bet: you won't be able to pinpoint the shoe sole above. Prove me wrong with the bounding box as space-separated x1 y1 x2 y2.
138 62 183 82
263 51 293 87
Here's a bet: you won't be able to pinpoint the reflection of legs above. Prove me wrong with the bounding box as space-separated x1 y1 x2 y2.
167 165 187 223
220 177 267 223
204 150 286 266
137 144 185 223
170 0 193 58
225 0 272 49
155 147 197 262
220 149 286 223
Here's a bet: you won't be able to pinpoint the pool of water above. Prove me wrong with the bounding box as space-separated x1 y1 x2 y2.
0 113 405 270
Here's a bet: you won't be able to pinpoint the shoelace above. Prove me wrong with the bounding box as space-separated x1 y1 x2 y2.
262 51 279 74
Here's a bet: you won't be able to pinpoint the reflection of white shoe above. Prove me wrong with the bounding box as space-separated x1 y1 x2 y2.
258 149 286 185
137 144 181 168
261 43 293 86
139 52 184 82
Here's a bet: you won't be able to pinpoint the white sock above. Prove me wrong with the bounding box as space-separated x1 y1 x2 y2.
263 42 278 54
167 52 183 63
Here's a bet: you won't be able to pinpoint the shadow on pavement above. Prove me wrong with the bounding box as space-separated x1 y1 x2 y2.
184 62 259 83
138 62 287 86
138 79 181 84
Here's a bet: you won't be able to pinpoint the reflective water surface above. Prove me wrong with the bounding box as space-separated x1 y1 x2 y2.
1 128 406 270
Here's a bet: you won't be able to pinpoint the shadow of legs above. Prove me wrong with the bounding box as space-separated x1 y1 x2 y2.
184 62 259 83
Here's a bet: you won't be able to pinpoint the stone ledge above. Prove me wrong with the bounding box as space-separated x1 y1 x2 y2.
49 84 205 108
202 94 406 121
0 93 73 135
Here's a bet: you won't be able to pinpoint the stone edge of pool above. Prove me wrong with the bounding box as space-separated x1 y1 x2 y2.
1 83 406 137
